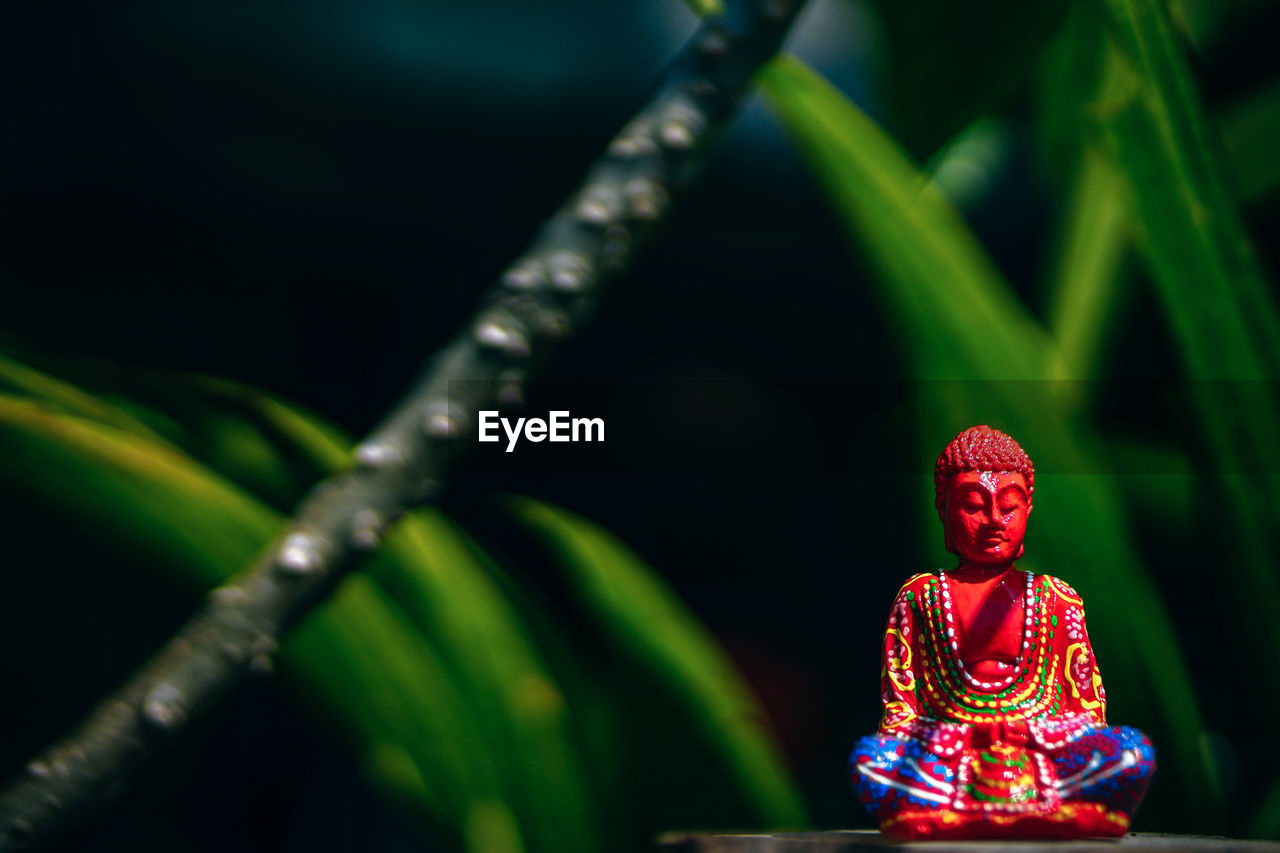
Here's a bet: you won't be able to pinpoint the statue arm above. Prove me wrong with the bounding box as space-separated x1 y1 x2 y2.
1050 577 1108 725
877 577 927 732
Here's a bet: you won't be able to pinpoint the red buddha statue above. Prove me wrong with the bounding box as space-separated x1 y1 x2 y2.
849 425 1155 840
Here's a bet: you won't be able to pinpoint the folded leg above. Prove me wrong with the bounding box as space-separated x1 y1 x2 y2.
1051 725 1155 815
849 734 957 826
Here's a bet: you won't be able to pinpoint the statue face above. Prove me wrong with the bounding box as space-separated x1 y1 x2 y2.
943 470 1030 567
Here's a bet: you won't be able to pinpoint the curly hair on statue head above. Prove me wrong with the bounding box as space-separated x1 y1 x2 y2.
934 425 1035 515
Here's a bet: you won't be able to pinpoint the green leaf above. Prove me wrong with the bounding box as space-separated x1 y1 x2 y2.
1037 12 1137 388
0 394 277 589
0 395 504 848
927 119 1013 207
1 361 683 852
1247 772 1280 839
179 373 355 474
0 354 175 449
173 378 602 853
763 56 1055 381
1095 0 1280 376
1038 2 1280 736
509 497 808 830
0 354 305 511
447 535 632 841
1106 437 1195 529
377 512 599 853
1036 1 1111 181
681 0 1070 160
1095 0 1280 715
758 55 1221 828
283 575 505 840
1170 0 1276 51
1047 148 1130 384
1220 77 1280 203
866 0 1074 157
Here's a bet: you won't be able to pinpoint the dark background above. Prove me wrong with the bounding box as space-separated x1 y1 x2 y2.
2 0 1279 848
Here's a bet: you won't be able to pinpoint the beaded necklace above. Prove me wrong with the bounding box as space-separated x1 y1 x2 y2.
936 570 1036 693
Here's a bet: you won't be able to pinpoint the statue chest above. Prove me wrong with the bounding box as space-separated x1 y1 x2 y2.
946 574 1025 668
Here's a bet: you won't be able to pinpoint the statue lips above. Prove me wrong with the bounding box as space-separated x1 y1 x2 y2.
978 534 1009 556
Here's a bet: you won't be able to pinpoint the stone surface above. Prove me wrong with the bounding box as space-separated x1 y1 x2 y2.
657 831 1280 852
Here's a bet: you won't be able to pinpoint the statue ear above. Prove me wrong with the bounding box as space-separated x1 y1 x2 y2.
1015 544 1025 559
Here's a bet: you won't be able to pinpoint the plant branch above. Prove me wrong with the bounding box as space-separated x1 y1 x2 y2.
0 0 808 848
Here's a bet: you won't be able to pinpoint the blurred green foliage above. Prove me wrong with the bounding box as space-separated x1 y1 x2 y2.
761 50 1218 825
695 0 1280 836
750 0 1280 836
0 358 803 851
4 0 1280 846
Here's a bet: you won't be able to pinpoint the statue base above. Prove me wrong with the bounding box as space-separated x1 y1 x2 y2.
657 830 1280 852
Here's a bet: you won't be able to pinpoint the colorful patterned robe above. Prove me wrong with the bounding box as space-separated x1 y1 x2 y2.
849 572 1155 840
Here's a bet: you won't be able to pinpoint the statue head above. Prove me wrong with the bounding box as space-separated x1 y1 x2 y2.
934 425 1034 566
